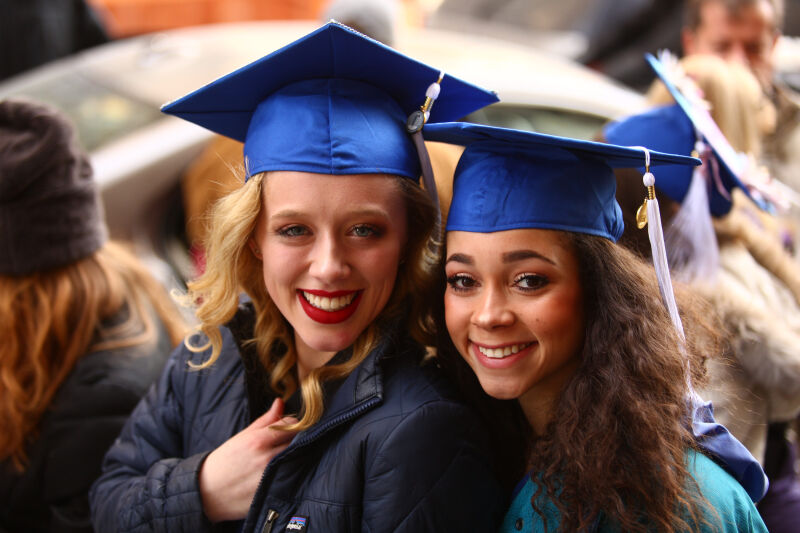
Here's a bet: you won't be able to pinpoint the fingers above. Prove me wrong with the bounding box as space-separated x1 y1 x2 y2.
251 397 284 428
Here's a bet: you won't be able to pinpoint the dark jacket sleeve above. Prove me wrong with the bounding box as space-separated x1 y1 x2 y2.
89 346 214 533
361 399 506 532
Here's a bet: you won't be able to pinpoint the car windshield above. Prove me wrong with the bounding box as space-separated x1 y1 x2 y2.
467 103 606 140
5 70 163 152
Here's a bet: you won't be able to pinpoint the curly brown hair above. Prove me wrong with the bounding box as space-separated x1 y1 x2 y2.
436 232 721 532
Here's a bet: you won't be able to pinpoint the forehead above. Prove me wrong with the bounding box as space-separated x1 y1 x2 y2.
701 0 775 24
446 228 574 258
262 171 404 212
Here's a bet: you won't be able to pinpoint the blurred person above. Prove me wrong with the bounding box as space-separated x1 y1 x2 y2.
427 121 767 532
682 0 800 195
0 98 187 532
322 0 399 45
605 53 800 533
0 0 109 81
89 23 506 532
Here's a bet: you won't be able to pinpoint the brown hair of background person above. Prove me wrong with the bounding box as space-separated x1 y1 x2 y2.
0 98 187 533
683 0 783 87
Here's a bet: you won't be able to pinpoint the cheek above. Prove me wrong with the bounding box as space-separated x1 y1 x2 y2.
358 242 404 283
444 293 470 344
532 288 584 344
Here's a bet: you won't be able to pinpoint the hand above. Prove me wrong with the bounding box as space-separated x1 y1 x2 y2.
199 397 299 522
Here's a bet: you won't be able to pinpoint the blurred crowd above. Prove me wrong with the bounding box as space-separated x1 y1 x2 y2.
2 0 800 532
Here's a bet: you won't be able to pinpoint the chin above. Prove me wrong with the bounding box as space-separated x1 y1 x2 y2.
477 377 524 401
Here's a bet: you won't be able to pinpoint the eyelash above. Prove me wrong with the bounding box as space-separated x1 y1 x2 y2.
275 224 383 239
513 273 548 291
446 274 477 293
446 273 549 293
350 224 382 238
277 225 307 238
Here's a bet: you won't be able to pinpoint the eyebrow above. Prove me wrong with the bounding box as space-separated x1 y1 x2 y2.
502 249 555 265
446 249 554 266
269 207 391 220
445 253 473 265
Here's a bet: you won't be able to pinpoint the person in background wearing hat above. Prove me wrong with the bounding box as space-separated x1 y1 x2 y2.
0 99 187 532
605 54 800 533
426 121 768 532
90 23 505 533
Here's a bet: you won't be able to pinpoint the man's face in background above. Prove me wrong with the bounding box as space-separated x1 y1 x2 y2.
683 0 779 87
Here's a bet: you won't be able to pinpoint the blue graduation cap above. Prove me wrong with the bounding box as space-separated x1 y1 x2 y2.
604 103 749 217
423 122 699 241
604 53 769 216
161 22 498 181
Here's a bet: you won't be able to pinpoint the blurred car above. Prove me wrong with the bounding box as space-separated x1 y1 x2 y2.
0 20 647 286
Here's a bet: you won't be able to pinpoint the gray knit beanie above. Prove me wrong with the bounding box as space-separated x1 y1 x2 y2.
0 99 107 275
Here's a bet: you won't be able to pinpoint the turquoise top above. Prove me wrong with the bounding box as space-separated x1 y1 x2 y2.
499 449 767 532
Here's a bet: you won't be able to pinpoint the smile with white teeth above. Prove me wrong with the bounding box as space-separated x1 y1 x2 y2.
302 291 357 311
476 342 533 359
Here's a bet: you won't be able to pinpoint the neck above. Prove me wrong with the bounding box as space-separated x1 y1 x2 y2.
294 335 336 382
517 358 581 436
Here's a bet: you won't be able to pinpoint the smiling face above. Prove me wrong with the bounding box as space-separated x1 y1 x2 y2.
444 228 585 412
252 171 407 373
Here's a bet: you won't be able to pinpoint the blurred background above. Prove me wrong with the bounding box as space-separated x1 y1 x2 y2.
1 0 797 289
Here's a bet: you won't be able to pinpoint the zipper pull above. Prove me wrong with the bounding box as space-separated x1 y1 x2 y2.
261 509 279 533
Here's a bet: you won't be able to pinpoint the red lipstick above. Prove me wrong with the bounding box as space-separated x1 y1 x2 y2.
297 289 362 324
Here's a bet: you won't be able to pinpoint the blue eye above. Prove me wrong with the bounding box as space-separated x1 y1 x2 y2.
350 224 381 238
514 273 548 291
447 274 477 292
277 225 308 238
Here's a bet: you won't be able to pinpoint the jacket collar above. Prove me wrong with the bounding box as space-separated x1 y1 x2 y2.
227 300 420 429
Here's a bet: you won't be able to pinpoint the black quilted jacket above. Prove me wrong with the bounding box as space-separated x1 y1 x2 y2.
89 304 505 532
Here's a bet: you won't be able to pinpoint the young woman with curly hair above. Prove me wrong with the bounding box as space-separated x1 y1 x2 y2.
425 121 767 532
0 99 187 533
90 23 507 533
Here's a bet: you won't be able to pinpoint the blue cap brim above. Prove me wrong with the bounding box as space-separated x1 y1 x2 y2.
425 122 701 169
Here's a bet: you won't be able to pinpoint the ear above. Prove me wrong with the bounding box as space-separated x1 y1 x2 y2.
248 238 263 260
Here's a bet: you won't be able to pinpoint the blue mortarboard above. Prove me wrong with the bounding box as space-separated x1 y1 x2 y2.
161 22 498 181
604 53 768 217
423 122 700 241
604 104 749 217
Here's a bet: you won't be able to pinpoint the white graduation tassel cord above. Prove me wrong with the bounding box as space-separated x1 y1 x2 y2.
636 148 702 402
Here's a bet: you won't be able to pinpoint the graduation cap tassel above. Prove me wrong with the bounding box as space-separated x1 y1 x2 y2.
407 72 445 230
636 148 704 401
640 141 768 503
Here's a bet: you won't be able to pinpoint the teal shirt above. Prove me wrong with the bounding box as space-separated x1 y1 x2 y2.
500 449 767 532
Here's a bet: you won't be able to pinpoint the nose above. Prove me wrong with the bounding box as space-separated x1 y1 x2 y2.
308 232 350 281
727 43 748 65
472 286 514 330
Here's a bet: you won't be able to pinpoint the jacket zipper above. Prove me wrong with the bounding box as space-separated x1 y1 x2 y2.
249 397 381 532
261 509 279 533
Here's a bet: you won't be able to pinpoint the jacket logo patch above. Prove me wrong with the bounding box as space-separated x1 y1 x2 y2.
286 516 308 531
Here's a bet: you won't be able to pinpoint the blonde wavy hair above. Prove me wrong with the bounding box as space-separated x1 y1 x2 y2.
647 53 776 157
0 241 187 469
185 171 438 431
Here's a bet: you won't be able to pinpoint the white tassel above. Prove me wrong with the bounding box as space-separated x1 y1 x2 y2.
638 149 702 401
